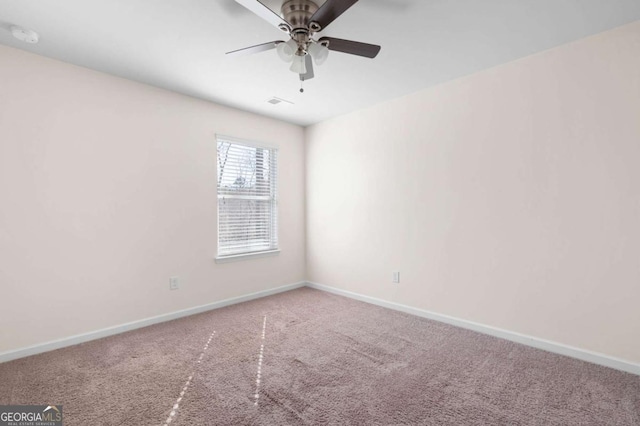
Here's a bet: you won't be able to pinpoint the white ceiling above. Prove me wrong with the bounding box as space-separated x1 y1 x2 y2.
1 1 639 126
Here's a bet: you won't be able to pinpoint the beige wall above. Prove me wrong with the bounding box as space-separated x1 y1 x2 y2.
0 45 305 354
306 21 640 364
2 21 639 364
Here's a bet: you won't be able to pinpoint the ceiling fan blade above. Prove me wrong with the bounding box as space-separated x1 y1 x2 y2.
318 37 381 58
234 0 290 29
309 0 359 31
226 41 282 57
301 54 314 81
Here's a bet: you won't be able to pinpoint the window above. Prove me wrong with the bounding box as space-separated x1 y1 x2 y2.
216 136 278 259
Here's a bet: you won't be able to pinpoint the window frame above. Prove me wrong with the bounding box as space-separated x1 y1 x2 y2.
214 134 279 263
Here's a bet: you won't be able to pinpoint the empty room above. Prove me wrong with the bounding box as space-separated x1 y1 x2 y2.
1 0 639 425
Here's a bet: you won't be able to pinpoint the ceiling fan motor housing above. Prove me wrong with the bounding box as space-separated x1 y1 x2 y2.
281 0 319 32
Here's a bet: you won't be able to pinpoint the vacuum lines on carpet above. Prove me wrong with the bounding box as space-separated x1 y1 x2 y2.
0 288 638 425
163 330 216 425
254 315 267 406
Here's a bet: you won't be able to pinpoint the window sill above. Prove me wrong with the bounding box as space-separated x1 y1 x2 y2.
215 249 280 264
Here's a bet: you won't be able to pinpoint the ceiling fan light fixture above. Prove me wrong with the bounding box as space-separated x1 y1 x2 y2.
289 54 307 75
308 42 329 65
276 42 292 62
276 39 297 62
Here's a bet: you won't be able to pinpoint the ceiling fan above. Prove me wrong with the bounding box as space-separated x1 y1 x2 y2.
226 0 381 90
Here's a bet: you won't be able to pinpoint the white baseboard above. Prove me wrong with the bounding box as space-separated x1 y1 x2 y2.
306 281 640 376
0 281 305 364
4 280 638 377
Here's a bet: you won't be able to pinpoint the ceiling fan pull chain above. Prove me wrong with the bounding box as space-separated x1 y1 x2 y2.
300 78 304 93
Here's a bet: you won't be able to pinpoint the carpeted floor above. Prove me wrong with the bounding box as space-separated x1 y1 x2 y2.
0 287 638 425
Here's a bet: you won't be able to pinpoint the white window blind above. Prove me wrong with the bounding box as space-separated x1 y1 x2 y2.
217 137 278 257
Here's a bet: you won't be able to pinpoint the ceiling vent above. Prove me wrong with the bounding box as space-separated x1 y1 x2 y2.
266 97 294 106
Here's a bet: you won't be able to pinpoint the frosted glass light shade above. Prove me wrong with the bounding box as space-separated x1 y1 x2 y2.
289 54 307 74
308 42 329 65
276 39 297 62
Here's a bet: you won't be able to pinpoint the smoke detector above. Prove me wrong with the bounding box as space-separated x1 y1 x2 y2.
11 26 39 44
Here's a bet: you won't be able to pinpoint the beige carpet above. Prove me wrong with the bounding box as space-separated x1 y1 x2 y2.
0 288 638 425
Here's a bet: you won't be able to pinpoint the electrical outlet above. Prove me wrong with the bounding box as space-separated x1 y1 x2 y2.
169 276 180 290
392 272 400 284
